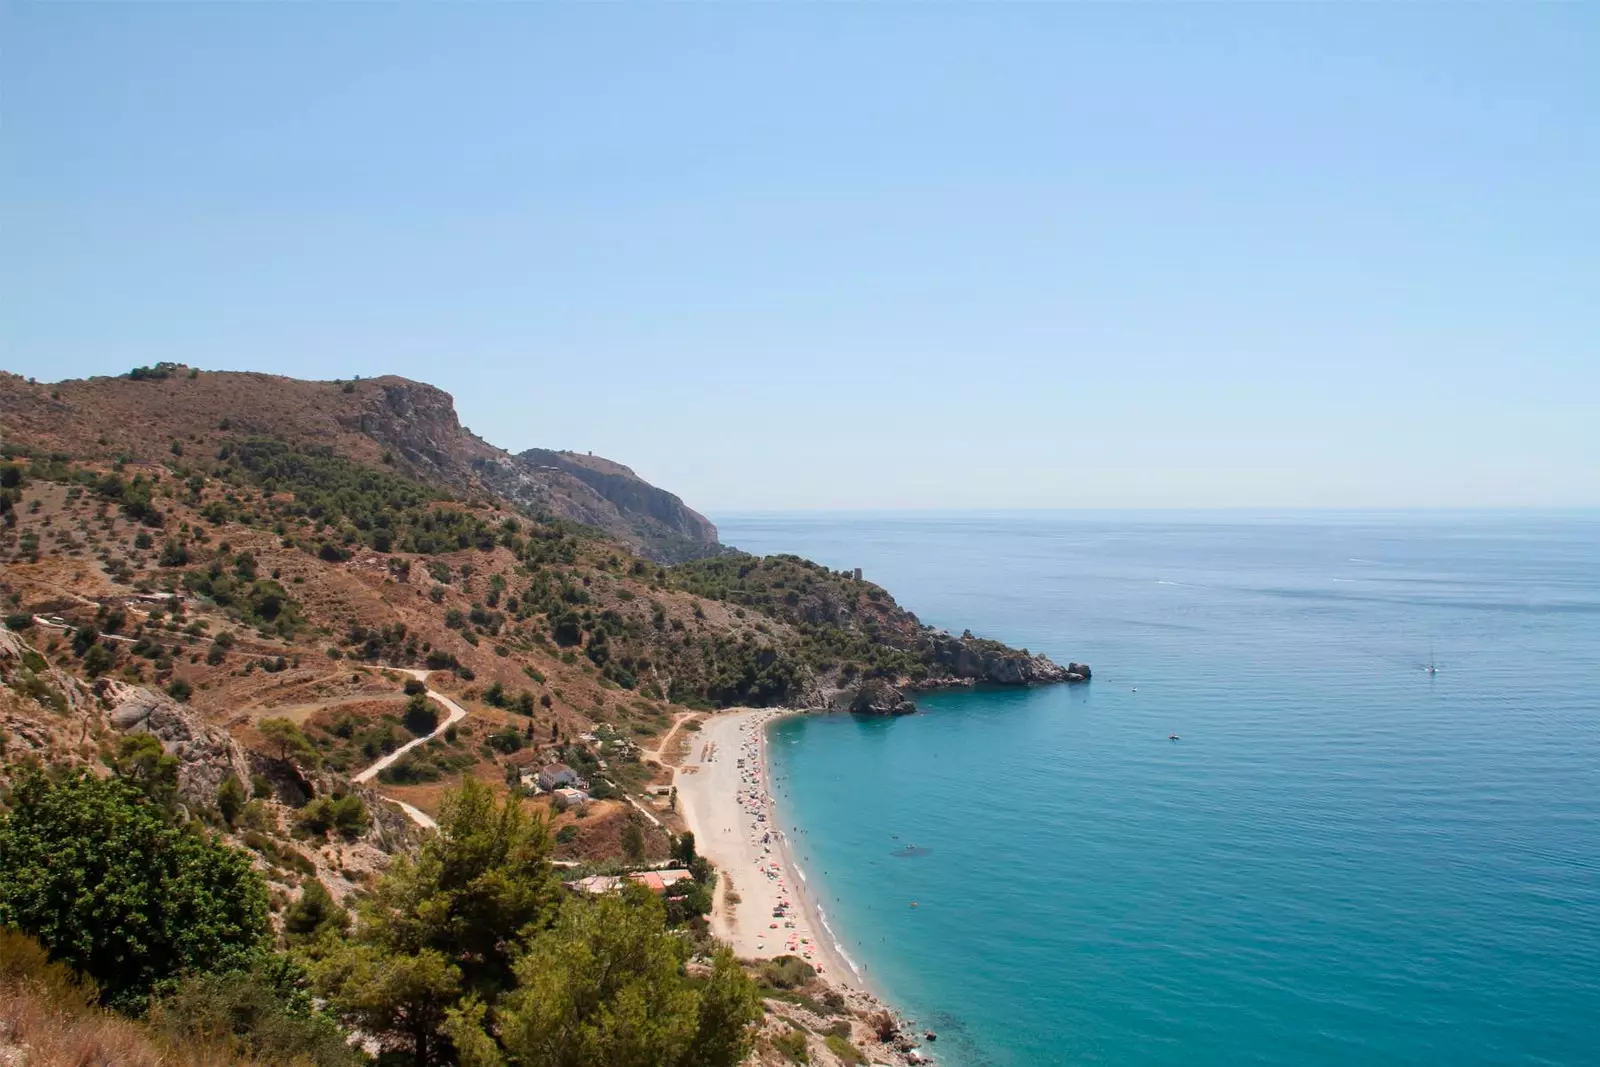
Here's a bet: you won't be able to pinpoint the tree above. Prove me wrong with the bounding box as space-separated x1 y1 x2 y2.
493 887 760 1067
403 692 439 735
283 879 349 944
216 775 247 827
110 733 180 810
82 642 115 677
314 942 461 1065
551 611 582 647
673 831 697 867
621 817 646 863
0 772 270 1009
259 717 318 766
315 779 557 1063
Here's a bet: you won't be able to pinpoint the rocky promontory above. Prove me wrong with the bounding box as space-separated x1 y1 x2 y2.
915 630 1092 687
831 635 1090 716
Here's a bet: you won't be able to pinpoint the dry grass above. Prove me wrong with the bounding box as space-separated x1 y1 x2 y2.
0 931 265 1067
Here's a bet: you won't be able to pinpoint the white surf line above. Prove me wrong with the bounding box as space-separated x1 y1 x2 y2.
352 669 468 829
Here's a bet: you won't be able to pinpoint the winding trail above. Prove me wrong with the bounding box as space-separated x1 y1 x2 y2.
353 669 468 829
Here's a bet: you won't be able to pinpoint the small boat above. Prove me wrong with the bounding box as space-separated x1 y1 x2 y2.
1168 734 1180 741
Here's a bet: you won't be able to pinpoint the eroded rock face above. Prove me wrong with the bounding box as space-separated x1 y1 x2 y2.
99 679 253 808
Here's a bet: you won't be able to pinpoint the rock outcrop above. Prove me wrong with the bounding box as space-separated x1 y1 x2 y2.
518 448 719 553
100 679 254 809
915 631 1091 687
841 679 918 717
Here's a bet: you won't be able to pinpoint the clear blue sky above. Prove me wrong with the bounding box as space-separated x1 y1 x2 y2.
3 4 1596 511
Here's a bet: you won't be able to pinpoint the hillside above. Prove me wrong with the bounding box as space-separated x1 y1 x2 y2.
0 365 721 564
0 363 1086 845
0 363 1084 1065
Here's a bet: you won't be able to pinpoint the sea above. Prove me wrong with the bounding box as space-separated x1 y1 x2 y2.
713 511 1600 1067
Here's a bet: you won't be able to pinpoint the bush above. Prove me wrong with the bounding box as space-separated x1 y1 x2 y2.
773 1027 810 1063
485 726 523 754
167 678 193 702
4 613 33 631
151 952 360 1066
402 692 439 735
758 955 816 990
0 772 269 1009
825 1033 866 1065
216 776 246 828
297 794 369 840
282 879 348 944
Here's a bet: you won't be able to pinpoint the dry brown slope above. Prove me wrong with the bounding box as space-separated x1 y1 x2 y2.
0 368 720 562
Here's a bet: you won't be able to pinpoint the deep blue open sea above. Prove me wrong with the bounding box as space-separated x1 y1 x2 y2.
715 512 1600 1067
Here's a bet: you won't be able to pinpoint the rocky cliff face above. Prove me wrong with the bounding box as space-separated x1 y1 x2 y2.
344 379 722 563
518 448 719 548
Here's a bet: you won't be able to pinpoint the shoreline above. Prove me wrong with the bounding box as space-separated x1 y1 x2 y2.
674 707 877 995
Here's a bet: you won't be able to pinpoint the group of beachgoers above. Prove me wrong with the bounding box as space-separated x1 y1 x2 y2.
716 714 822 969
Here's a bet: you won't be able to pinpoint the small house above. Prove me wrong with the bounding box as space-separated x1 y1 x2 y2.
630 869 695 894
552 787 589 810
537 762 581 792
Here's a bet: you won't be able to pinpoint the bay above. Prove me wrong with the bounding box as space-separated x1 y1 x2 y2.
717 511 1600 1067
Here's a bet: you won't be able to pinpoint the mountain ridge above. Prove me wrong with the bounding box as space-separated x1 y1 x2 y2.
0 366 721 564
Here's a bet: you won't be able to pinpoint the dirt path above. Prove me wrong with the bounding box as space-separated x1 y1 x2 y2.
642 710 700 766
352 669 468 828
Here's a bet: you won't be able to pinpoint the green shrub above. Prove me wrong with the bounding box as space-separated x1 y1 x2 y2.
758 955 817 990
825 1033 865 1065
402 692 439 735
773 1027 810 1063
0 772 270 1009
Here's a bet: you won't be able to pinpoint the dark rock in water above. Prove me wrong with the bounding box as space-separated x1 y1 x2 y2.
1067 661 1093 682
845 679 918 717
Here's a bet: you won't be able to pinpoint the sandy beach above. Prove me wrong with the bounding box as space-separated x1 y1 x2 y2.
675 708 866 990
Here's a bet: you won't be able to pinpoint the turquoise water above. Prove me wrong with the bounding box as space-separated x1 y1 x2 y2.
716 512 1600 1067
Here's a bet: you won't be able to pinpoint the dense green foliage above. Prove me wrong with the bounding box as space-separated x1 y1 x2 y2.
670 552 933 687
0 772 270 1009
377 737 476 784
224 438 506 556
311 780 761 1066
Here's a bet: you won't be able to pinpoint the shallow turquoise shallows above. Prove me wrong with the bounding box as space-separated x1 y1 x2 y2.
716 512 1600 1067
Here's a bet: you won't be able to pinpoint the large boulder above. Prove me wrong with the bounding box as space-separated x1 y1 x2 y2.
98 679 253 808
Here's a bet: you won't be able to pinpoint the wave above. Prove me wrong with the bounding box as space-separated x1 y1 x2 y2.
814 904 866 980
